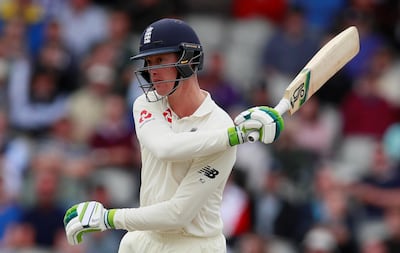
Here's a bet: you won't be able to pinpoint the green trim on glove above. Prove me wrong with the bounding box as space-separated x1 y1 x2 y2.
79 202 90 224
106 209 117 229
77 228 102 243
228 127 241 146
258 106 284 140
64 204 78 226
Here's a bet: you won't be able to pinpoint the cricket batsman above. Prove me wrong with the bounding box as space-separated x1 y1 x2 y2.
63 18 284 252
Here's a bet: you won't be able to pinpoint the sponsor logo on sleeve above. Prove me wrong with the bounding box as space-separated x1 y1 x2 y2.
138 109 153 125
163 108 172 123
198 165 219 183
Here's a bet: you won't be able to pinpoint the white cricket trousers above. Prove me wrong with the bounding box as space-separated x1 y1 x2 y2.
117 231 227 253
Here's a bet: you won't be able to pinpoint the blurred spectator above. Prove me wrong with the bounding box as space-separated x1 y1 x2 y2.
269 119 319 194
68 63 115 143
348 141 400 220
315 30 355 106
360 238 388 253
2 223 35 250
88 94 138 170
231 0 288 24
349 0 398 47
0 108 31 200
0 17 29 59
247 80 272 107
37 0 65 21
0 39 10 107
306 165 358 253
8 61 69 136
32 116 94 209
234 142 273 195
373 45 400 108
261 6 320 78
393 4 400 49
338 7 387 81
0 173 22 246
289 97 337 158
105 9 137 95
382 207 400 253
383 123 400 165
291 0 346 34
0 0 47 55
303 226 338 253
221 170 252 250
126 0 186 34
34 19 80 95
233 232 267 253
81 40 119 73
17 168 65 249
183 0 229 15
254 165 305 245
38 116 93 180
260 6 320 105
340 72 398 139
199 51 244 112
58 0 108 60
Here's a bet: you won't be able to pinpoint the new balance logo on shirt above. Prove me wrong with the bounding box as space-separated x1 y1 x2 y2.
198 165 219 179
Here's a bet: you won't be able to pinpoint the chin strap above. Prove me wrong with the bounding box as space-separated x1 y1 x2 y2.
167 73 182 97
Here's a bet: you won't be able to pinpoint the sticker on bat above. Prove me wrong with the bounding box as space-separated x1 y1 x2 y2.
290 69 311 108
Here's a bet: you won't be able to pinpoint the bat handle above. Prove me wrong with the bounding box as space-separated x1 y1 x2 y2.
247 99 290 143
273 98 290 116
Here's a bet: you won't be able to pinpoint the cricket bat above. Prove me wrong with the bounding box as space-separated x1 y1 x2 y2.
248 26 360 142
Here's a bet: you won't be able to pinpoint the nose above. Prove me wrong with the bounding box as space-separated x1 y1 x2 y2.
148 67 158 78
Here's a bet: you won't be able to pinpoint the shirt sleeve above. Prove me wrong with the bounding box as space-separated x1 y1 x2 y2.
113 147 236 231
133 96 232 161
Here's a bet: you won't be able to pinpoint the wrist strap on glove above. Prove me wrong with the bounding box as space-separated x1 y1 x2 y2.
228 126 246 146
104 209 117 229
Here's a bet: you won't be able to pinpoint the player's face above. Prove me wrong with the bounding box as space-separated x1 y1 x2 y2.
145 53 179 96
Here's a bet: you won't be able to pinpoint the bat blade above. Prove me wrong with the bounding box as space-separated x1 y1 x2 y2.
282 26 360 115
247 26 360 143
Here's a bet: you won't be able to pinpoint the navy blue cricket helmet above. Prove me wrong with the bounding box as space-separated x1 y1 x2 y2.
131 18 204 102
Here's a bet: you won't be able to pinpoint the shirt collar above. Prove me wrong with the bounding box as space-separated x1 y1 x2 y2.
191 91 215 117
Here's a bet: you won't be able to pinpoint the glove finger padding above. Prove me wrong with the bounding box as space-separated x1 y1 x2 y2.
257 106 284 133
64 201 115 245
234 109 252 125
245 106 284 144
259 123 277 144
66 216 99 245
228 119 263 146
250 110 274 124
239 118 262 131
78 201 103 228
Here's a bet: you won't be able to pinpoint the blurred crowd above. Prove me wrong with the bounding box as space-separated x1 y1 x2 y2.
0 0 400 253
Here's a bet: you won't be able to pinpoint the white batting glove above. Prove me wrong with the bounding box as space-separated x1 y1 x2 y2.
63 201 116 245
234 106 284 144
228 119 263 146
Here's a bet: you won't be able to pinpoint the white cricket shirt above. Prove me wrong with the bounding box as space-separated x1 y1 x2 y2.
114 91 237 237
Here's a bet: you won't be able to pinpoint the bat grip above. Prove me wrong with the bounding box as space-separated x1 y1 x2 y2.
273 98 290 116
247 99 290 143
